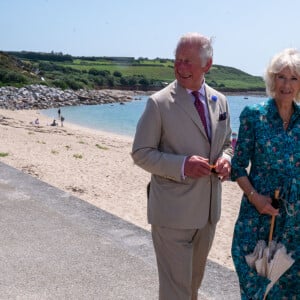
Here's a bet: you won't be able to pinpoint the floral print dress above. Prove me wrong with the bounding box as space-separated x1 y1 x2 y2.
231 99 300 299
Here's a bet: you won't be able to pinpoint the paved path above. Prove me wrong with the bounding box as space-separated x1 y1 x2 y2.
0 162 240 299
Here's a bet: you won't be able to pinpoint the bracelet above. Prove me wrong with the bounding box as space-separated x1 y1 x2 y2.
247 189 256 201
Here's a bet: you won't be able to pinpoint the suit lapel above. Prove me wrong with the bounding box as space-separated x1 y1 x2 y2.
172 82 208 138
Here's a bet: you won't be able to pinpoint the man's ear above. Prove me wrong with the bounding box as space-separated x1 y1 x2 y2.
204 58 212 73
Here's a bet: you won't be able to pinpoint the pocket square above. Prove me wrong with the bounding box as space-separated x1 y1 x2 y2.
219 112 227 121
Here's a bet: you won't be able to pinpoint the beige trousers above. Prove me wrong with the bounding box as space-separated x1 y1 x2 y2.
151 222 216 300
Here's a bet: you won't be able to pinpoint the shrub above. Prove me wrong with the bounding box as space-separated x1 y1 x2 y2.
65 78 84 90
113 71 122 77
139 77 149 86
107 76 115 87
98 70 110 77
128 76 137 86
120 77 128 86
3 71 28 84
52 79 68 90
88 68 99 76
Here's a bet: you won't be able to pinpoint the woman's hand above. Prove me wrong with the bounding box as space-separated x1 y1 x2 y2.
249 192 279 216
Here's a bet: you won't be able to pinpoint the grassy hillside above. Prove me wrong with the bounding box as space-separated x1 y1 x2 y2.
0 52 40 87
1 51 265 92
206 65 265 90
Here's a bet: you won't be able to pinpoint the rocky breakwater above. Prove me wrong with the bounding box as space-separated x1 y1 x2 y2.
0 85 141 110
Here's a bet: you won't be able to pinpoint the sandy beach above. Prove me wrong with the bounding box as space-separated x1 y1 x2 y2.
0 108 242 270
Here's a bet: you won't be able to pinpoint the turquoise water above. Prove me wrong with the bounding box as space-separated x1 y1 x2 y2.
41 95 268 137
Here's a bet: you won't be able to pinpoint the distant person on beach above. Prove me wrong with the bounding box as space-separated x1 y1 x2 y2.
58 108 61 119
60 116 65 127
132 32 233 299
50 119 57 126
231 48 300 298
30 118 39 125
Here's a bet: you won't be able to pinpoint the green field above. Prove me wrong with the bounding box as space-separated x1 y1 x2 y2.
61 62 175 81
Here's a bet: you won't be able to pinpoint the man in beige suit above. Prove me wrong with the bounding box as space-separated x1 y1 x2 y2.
131 32 233 300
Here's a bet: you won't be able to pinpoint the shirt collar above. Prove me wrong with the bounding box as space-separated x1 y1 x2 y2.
187 80 206 97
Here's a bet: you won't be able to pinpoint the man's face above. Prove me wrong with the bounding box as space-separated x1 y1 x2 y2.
174 45 210 90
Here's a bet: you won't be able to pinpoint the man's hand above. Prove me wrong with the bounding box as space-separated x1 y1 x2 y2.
184 156 211 178
214 157 231 181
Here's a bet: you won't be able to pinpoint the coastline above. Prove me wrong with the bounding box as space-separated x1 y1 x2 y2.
0 108 243 270
0 84 267 111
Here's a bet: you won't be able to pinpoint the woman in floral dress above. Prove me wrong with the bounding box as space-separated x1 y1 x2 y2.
231 48 300 299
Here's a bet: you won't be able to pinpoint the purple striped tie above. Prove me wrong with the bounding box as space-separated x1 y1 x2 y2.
192 91 209 138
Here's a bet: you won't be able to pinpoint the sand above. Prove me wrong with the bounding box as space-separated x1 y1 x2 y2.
0 108 242 270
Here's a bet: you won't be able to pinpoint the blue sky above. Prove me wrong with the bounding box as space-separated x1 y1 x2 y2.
1 0 299 76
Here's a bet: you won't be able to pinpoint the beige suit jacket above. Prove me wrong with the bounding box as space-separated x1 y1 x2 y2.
132 80 233 229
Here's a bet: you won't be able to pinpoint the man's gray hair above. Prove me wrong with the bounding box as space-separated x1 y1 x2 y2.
175 32 214 67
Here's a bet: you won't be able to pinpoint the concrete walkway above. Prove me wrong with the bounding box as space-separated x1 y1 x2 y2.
0 162 240 299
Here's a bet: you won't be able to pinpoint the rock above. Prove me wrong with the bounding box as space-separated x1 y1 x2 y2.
0 85 146 110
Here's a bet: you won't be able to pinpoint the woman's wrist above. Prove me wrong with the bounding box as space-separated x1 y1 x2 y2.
247 189 257 203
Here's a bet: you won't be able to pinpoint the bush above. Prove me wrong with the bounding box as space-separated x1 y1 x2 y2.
39 61 55 71
120 77 128 86
128 76 137 86
3 71 28 84
139 77 149 86
65 78 84 90
107 76 115 87
88 69 111 77
98 70 110 77
52 79 68 90
113 70 122 77
93 76 104 86
88 68 99 76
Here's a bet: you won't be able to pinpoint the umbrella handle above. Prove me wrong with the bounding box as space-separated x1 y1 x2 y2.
268 189 280 246
268 216 275 245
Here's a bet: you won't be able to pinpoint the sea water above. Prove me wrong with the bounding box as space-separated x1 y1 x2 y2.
41 95 268 137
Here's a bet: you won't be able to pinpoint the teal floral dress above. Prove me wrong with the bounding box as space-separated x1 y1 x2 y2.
231 99 300 299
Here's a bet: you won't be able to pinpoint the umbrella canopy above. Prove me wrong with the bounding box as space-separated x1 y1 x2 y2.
264 243 295 298
245 240 294 299
245 190 295 299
